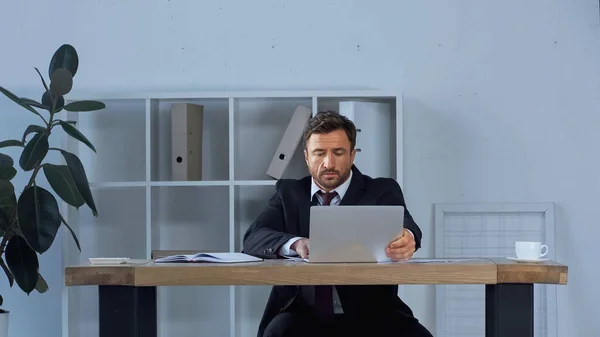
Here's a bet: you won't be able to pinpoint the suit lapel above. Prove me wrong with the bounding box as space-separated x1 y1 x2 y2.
298 177 312 238
339 166 365 205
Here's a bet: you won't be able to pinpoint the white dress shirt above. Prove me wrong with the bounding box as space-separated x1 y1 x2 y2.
278 171 413 314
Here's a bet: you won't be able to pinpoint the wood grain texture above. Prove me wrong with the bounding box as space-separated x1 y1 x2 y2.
65 265 137 286
64 259 151 286
134 259 497 286
65 258 495 286
488 257 568 285
63 257 568 287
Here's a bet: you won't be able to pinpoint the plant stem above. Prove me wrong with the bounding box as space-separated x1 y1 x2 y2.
0 232 12 256
26 165 42 189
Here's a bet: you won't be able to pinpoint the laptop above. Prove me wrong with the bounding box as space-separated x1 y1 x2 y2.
306 205 405 263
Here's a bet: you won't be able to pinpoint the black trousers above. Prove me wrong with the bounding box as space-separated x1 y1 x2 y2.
263 304 433 337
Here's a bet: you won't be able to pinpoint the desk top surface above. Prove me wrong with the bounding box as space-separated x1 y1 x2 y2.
64 257 568 287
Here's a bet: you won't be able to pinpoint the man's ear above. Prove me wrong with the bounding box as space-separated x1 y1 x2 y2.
350 148 356 162
304 149 309 165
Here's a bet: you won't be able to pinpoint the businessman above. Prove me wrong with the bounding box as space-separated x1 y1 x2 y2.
243 111 433 337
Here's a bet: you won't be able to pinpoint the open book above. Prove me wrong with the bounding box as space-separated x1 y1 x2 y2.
154 252 263 264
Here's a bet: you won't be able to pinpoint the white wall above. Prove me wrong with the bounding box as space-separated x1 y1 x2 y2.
1 0 598 336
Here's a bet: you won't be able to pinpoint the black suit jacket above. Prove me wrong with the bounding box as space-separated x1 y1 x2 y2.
242 166 422 336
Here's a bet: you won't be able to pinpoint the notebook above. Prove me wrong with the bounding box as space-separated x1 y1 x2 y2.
154 252 263 263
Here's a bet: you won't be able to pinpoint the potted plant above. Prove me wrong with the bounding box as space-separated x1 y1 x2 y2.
0 44 104 336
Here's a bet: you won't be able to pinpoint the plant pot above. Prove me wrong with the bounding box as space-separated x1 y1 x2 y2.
0 310 8 337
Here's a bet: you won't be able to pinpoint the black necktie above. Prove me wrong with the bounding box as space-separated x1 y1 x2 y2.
318 190 337 206
314 190 337 323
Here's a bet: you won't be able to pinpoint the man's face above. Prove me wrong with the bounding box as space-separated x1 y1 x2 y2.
304 129 356 191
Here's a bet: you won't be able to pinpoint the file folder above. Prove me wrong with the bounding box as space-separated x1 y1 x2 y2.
171 103 204 181
339 101 392 178
266 105 312 179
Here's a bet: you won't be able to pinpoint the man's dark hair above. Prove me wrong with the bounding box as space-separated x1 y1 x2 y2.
302 110 357 150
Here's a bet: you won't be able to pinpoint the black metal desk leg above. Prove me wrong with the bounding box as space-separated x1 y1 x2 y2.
99 285 157 337
485 283 534 337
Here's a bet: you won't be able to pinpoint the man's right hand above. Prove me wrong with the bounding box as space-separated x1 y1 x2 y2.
290 238 310 259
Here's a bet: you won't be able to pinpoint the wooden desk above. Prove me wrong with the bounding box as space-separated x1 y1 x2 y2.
65 257 567 337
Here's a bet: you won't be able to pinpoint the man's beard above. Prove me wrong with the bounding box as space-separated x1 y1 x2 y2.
314 168 349 190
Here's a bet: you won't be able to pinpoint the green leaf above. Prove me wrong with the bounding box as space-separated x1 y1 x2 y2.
22 125 47 143
41 91 64 112
63 100 105 112
59 121 96 153
0 181 13 199
17 185 61 254
0 86 40 116
5 235 39 294
0 86 20 103
51 119 76 127
0 153 13 168
43 164 84 208
0 167 16 180
49 68 73 96
0 180 16 218
35 272 48 293
0 205 8 233
34 67 50 94
19 132 49 171
0 140 24 149
19 98 47 110
0 153 15 179
49 44 78 78
60 151 97 216
60 214 80 252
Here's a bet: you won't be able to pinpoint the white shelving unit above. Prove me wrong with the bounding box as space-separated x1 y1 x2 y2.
60 90 403 337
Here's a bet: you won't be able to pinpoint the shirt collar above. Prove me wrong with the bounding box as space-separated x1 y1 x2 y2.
310 170 353 200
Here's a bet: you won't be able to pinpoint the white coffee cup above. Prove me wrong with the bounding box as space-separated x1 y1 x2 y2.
515 241 548 260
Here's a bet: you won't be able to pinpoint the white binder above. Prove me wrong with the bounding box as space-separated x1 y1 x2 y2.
339 101 392 178
266 105 312 179
171 103 204 181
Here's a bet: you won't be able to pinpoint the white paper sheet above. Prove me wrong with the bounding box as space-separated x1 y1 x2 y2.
400 258 479 264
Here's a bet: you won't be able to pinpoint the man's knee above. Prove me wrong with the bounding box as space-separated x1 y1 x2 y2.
263 312 307 337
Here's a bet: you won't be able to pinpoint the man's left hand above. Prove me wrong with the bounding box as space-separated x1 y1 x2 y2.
386 229 416 261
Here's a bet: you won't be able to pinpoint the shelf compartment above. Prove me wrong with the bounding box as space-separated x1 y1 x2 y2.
233 185 277 251
77 186 148 259
69 186 147 336
150 98 230 182
233 97 311 181
149 184 231 337
233 184 278 337
150 185 230 252
74 98 147 183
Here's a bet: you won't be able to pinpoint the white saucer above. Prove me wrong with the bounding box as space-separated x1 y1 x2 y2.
507 257 548 263
89 257 130 265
